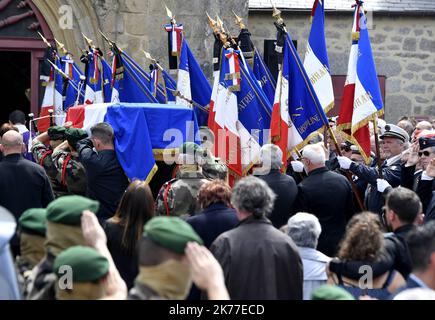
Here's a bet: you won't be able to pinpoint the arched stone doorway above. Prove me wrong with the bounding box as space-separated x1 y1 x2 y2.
0 0 103 123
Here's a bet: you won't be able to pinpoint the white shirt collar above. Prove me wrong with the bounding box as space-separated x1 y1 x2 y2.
15 124 28 134
386 154 401 167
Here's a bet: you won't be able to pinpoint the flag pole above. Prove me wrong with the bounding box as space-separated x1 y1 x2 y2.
327 125 366 211
372 116 384 179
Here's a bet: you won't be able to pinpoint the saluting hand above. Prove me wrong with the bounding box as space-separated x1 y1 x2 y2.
185 242 229 300
81 210 107 250
426 158 435 178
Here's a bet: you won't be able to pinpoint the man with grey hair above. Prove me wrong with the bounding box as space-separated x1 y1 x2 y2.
0 130 54 256
210 176 303 300
287 213 331 300
294 143 353 256
255 144 298 228
337 123 408 216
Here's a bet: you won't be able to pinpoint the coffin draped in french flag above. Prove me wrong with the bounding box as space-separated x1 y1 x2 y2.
66 103 200 183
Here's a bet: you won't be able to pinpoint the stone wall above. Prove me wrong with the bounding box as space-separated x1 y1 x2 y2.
248 11 435 122
92 0 249 80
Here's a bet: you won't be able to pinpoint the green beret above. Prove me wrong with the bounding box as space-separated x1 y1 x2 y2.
54 246 109 282
46 196 100 225
179 142 204 156
144 217 203 254
202 158 228 180
311 285 355 300
66 128 88 149
18 208 47 236
48 126 66 141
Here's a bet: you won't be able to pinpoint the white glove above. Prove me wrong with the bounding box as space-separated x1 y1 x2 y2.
377 179 391 193
291 161 305 173
337 156 353 170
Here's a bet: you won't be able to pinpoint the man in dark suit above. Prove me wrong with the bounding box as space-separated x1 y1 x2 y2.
77 123 129 222
337 124 408 216
393 221 435 296
293 143 354 257
254 144 298 229
211 176 303 300
0 130 54 256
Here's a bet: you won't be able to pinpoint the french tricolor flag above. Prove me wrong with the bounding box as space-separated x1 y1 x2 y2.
337 1 383 163
303 0 334 114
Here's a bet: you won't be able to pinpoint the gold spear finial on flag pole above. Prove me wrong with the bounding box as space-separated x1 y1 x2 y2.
164 3 176 24
98 29 114 48
206 11 220 34
38 31 51 48
142 50 164 71
232 10 245 29
47 59 71 80
82 33 95 49
216 15 225 33
271 1 287 33
55 39 69 56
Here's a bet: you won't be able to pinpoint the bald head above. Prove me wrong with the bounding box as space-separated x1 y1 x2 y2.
0 130 24 156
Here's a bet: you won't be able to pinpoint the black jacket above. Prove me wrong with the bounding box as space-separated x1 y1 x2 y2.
350 157 402 215
210 216 303 300
294 167 354 257
77 139 129 221
329 224 415 280
186 203 239 249
0 154 53 219
104 221 138 290
256 169 298 228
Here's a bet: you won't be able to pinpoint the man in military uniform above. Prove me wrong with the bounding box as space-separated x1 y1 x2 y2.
16 208 47 297
337 124 409 215
26 196 100 300
156 142 210 218
129 216 220 300
53 246 109 300
199 126 228 181
31 125 69 198
52 128 88 196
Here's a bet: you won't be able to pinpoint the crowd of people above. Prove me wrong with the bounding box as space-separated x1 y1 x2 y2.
1 109 435 300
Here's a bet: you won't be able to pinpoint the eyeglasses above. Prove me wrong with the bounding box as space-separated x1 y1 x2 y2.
418 151 433 157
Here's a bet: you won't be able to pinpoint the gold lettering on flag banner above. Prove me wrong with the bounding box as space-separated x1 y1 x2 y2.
309 64 329 86
238 91 255 112
354 91 374 109
298 115 321 134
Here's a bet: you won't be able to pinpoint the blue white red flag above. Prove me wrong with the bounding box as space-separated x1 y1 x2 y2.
212 48 272 177
177 39 211 126
253 48 276 105
337 1 383 163
303 0 334 114
271 33 329 164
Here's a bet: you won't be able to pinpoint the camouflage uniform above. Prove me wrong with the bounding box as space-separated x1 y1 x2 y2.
52 150 87 196
31 141 68 198
155 169 209 218
202 156 228 181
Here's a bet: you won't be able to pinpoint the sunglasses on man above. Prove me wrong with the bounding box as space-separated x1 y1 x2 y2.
418 151 433 157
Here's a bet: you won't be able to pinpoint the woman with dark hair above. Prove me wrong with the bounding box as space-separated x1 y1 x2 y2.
327 212 405 299
104 180 154 289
